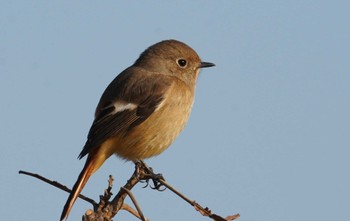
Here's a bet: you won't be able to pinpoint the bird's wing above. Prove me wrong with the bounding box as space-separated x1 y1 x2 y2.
78 68 172 159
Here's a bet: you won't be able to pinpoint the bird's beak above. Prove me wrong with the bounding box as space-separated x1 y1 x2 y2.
199 62 215 68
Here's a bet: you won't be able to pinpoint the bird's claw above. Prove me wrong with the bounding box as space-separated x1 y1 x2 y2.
135 161 167 191
140 179 150 188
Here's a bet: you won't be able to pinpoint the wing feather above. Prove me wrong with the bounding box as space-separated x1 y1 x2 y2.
78 67 172 159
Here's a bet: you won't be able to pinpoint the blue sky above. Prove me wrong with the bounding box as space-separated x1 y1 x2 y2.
1 1 349 221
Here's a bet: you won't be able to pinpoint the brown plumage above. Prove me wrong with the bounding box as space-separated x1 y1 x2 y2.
60 39 215 220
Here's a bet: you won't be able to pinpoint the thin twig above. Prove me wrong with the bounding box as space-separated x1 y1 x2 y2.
134 163 240 221
158 178 240 220
121 187 147 221
103 163 141 220
121 204 144 220
18 170 97 206
94 175 115 214
158 178 194 205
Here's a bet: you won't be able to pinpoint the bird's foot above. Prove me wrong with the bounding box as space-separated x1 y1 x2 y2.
134 161 166 191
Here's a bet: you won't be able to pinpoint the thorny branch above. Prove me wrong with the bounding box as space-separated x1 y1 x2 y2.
19 162 239 221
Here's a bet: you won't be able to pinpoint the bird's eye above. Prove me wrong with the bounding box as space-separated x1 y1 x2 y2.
177 59 187 68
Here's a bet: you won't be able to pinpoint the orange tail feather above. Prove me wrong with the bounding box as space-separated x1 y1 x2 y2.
60 158 96 221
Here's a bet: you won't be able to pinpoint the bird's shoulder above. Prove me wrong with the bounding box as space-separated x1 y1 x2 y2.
78 67 177 159
96 67 175 112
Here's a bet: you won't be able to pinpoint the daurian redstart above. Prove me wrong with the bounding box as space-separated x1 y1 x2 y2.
60 40 215 220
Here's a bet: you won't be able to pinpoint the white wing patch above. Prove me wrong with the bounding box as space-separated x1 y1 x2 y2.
112 101 137 114
154 98 166 112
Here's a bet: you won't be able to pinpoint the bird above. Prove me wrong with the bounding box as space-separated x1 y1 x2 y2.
60 39 215 220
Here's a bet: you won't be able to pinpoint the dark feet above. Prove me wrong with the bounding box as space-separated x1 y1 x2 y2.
134 161 166 191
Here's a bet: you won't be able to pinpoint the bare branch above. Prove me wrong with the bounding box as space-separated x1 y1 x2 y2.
121 204 146 221
18 170 97 206
19 161 239 221
121 187 147 221
162 175 239 221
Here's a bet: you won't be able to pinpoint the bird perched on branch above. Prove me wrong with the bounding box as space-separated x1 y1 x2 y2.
60 39 215 220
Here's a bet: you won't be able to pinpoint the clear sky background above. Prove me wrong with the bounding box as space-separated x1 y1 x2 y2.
1 1 349 221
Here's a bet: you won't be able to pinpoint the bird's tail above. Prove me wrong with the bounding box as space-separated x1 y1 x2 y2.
60 156 98 221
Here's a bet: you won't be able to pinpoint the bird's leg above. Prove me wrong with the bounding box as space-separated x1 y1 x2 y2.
134 160 166 191
134 161 151 188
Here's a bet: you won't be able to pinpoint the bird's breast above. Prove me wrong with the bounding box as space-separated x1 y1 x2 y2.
113 82 195 160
